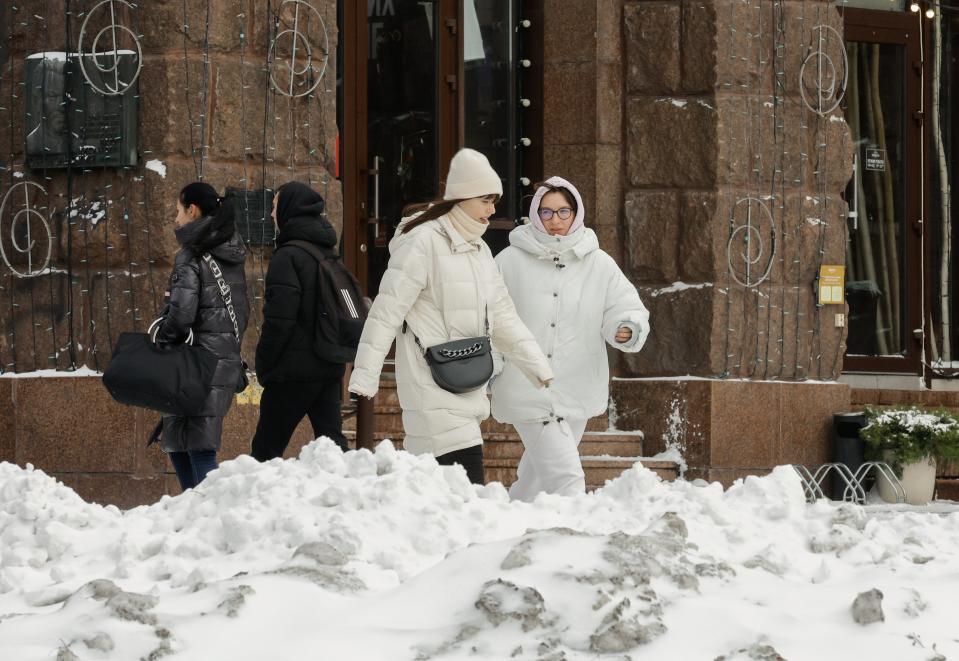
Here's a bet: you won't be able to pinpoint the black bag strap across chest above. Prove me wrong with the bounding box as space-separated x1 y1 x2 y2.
200 252 240 344
283 239 332 265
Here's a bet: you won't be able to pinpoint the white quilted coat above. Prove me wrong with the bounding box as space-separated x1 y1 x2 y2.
490 221 649 425
349 213 553 457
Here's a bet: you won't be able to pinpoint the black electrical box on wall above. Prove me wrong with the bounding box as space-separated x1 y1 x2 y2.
24 52 138 169
227 187 277 246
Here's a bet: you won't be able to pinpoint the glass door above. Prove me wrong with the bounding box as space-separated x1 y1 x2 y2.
340 0 461 297
843 11 923 373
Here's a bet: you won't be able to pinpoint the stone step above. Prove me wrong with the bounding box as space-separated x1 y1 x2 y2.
344 430 643 453
341 427 665 490
481 415 611 434
485 458 679 490
936 479 959 501
484 433 644 460
343 403 614 435
342 407 403 433
372 376 399 408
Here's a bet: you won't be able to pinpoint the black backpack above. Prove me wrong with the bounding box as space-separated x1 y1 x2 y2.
284 239 369 363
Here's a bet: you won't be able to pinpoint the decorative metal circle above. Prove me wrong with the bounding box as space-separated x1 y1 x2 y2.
0 182 53 278
269 0 330 97
78 0 143 96
799 25 848 116
727 197 777 288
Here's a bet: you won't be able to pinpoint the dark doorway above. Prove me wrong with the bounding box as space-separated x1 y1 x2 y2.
843 10 924 374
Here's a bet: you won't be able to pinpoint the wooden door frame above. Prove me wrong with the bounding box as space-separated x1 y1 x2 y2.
842 9 925 375
438 0 465 173
340 1 367 289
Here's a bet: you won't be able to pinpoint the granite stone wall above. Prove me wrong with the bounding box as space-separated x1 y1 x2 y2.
0 0 340 375
543 0 853 381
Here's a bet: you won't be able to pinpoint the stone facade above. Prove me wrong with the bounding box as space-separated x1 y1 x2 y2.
0 376 319 508
0 0 861 503
622 0 851 380
542 1 852 380
613 378 850 483
0 0 340 374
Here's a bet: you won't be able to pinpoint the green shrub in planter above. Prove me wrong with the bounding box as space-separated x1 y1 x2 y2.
860 406 959 473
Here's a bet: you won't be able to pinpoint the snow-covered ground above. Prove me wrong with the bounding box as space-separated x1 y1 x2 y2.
1 439 958 660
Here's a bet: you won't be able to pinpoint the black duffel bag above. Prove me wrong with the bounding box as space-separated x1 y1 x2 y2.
102 331 219 416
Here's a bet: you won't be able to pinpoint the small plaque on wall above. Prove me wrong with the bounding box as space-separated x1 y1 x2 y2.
24 52 138 169
864 148 886 172
819 265 846 305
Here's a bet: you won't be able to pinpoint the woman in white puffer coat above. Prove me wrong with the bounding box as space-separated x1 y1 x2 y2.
349 149 553 484
490 176 650 501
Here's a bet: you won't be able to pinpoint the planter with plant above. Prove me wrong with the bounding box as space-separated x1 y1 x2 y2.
860 406 959 505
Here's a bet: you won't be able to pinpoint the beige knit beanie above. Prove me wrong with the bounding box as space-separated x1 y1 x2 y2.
442 148 504 200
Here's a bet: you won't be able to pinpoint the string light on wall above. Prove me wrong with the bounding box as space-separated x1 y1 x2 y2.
514 8 536 224
909 0 952 16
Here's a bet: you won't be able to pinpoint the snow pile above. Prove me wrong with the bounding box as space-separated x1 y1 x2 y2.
2 440 959 660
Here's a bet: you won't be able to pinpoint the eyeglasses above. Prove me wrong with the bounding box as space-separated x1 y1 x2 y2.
538 207 573 221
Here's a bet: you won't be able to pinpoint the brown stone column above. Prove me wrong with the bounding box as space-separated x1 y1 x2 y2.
622 0 853 381
546 0 856 483
541 1 626 261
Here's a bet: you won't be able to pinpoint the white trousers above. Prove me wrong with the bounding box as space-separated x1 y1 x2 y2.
509 419 588 502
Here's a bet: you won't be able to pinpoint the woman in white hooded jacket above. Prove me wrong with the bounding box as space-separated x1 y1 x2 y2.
490 177 650 501
349 149 553 484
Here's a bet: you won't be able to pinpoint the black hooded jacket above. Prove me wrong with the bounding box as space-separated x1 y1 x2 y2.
255 184 346 385
156 216 250 436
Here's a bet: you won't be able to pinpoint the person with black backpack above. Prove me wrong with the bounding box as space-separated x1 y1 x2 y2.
151 182 250 490
251 181 362 461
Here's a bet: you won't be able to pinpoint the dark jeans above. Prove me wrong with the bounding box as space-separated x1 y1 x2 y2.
437 445 485 485
169 450 218 490
251 378 348 461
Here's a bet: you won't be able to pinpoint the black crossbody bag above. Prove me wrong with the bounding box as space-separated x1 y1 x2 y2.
402 312 493 394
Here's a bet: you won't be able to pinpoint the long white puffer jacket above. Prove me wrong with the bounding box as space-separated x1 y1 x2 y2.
490 202 649 424
349 213 553 457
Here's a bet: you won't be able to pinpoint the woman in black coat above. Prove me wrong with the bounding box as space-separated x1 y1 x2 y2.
150 182 249 489
251 181 348 461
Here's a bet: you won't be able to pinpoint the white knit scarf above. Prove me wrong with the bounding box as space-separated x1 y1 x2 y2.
448 204 489 243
